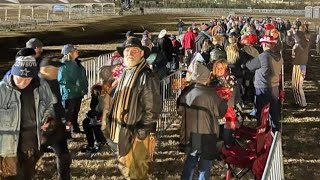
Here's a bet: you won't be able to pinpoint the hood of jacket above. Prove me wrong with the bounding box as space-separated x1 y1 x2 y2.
265 49 281 62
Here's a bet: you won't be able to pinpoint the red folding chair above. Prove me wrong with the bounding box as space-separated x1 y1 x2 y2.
233 103 270 141
221 103 271 180
252 130 274 180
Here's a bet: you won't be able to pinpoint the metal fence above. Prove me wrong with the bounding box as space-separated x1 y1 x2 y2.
0 6 116 31
262 131 285 180
81 55 185 146
157 69 184 138
81 53 113 100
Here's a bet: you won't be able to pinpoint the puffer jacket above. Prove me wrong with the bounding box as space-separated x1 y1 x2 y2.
0 75 54 157
177 83 227 160
58 59 88 101
109 66 162 156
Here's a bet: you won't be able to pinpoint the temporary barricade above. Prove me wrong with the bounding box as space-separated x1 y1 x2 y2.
261 132 285 180
81 54 113 100
157 69 185 138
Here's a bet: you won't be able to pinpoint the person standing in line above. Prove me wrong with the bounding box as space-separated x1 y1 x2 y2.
26 38 44 66
178 62 227 180
0 51 54 180
142 38 168 79
3 38 44 80
39 57 71 180
245 36 283 132
195 23 212 53
58 44 88 135
291 31 309 108
109 37 162 179
182 26 198 66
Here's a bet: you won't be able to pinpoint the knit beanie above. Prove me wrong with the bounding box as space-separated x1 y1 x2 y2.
15 48 36 58
11 55 38 78
26 38 43 49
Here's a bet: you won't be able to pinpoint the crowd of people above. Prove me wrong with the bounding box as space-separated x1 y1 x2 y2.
0 14 316 180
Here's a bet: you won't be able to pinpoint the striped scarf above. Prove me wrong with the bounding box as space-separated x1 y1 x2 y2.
110 58 148 141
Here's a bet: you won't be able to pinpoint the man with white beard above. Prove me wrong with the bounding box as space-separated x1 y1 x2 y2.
109 37 162 179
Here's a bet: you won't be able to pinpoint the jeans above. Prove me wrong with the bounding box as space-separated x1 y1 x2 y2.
63 97 83 132
255 87 280 132
182 153 212 180
179 27 183 35
83 118 106 147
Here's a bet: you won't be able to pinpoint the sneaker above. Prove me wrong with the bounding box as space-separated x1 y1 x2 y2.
249 109 257 117
66 132 73 140
72 127 83 134
80 146 95 153
299 105 307 109
94 142 105 151
42 146 54 153
106 139 118 154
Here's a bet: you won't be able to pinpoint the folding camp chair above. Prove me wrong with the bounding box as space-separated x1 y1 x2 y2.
252 130 274 180
233 103 271 142
221 103 271 180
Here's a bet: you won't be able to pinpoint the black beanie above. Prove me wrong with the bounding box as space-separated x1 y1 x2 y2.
15 48 36 58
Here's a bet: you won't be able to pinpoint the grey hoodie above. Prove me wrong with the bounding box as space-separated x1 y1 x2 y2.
246 49 283 88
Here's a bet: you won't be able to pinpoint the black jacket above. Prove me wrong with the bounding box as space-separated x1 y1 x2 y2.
46 79 66 122
157 36 174 62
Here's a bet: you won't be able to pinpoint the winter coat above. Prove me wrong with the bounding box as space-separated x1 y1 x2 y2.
0 76 54 157
227 50 247 79
177 83 227 160
292 32 310 65
195 31 211 52
246 49 283 88
177 21 185 28
156 36 174 62
109 66 162 156
292 44 309 65
146 48 168 80
58 59 88 101
209 73 237 106
273 38 284 54
182 31 197 50
241 45 259 82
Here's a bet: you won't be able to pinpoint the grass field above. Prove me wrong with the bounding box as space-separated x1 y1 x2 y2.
1 13 319 179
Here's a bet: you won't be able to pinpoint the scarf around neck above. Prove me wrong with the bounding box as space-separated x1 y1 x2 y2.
110 58 148 140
